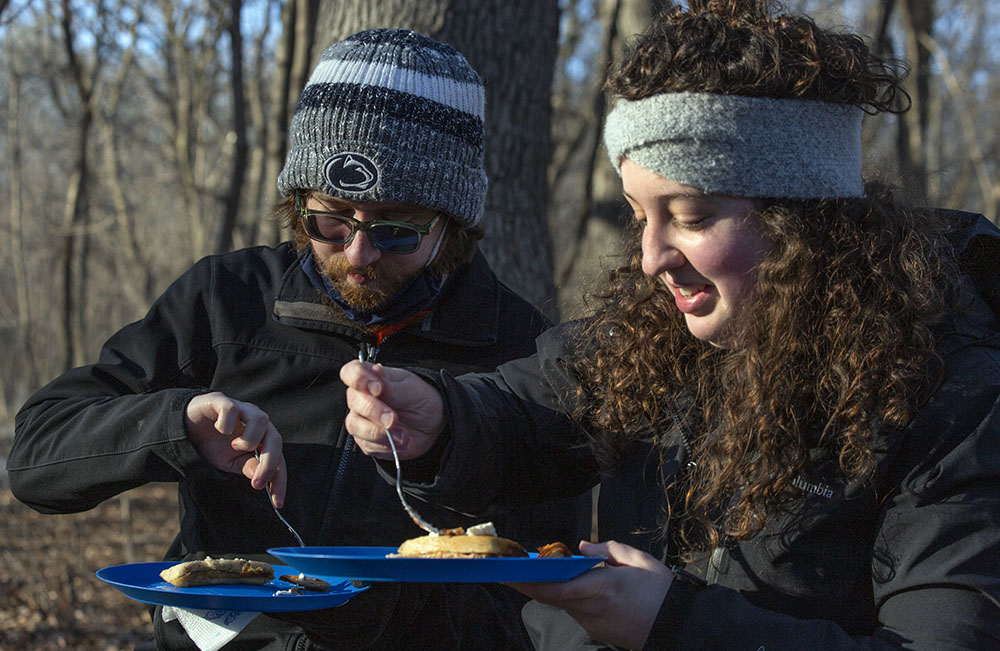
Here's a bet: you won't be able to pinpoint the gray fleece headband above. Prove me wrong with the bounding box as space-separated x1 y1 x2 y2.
603 92 864 199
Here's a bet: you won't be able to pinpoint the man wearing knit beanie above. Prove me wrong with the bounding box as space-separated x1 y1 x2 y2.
274 28 491 330
278 28 488 229
11 28 585 651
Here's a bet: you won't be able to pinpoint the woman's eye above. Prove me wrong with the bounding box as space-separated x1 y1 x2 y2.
676 214 710 228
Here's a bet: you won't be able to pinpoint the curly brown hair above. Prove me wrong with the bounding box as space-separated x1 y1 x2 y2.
607 0 906 112
574 0 965 554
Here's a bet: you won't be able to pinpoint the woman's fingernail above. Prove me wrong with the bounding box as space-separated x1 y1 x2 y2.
381 413 393 428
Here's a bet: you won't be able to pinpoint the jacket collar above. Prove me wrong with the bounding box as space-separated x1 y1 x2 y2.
272 246 502 347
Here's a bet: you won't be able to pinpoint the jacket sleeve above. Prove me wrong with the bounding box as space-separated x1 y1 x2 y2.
7 257 218 514
405 322 600 515
646 344 1000 651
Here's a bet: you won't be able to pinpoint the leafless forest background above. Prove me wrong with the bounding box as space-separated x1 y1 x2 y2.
1 0 998 648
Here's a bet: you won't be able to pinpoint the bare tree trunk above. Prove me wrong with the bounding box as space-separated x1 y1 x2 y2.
897 0 934 205
919 33 999 223
313 1 442 56
57 0 95 370
261 0 295 246
554 0 667 319
59 157 86 368
261 0 316 246
154 2 209 261
102 115 155 308
98 12 154 309
554 0 623 319
215 0 249 253
313 0 561 317
7 52 39 389
872 0 934 205
290 0 319 102
244 0 277 246
169 18 198 255
75 217 92 367
871 0 896 57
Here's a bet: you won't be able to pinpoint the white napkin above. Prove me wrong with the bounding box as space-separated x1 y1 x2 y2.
161 606 260 651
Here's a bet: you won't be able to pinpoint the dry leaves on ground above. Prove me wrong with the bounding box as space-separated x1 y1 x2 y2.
1 483 178 650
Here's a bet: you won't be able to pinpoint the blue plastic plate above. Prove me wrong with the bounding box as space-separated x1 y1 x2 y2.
268 547 604 583
96 562 368 611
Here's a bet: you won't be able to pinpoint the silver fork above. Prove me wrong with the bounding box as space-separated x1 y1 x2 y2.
356 350 440 535
255 448 306 546
384 424 441 535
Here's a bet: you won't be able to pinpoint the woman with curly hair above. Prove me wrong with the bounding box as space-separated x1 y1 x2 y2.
341 1 1000 648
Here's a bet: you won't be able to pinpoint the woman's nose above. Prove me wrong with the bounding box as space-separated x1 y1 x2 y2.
640 222 684 277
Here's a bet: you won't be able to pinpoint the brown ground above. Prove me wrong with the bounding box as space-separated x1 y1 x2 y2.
1 482 179 650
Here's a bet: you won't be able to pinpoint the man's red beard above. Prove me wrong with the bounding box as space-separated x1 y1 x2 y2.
316 254 414 312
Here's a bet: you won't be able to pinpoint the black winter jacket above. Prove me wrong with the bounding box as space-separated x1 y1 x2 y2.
409 214 1000 650
9 244 585 650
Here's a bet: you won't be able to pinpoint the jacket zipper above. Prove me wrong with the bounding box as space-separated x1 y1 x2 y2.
665 396 716 582
327 306 428 518
706 545 725 584
329 338 380 510
705 490 743 585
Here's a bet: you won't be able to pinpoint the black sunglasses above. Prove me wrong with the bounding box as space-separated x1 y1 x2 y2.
296 193 441 254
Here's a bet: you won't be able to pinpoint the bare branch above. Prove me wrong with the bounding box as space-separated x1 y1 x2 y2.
919 32 998 222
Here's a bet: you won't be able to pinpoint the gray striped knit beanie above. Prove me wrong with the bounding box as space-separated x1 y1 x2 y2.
277 29 487 229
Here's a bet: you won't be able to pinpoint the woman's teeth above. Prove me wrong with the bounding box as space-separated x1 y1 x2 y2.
678 287 697 297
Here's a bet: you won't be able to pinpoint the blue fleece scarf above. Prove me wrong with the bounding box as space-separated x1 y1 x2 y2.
299 249 444 327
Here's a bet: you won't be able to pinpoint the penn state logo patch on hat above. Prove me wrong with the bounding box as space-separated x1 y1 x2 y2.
323 152 379 193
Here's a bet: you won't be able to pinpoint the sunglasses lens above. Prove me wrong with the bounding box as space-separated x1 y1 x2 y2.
305 214 352 243
368 224 422 253
301 207 428 254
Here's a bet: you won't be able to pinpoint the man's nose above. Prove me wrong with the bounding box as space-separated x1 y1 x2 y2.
343 228 382 267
